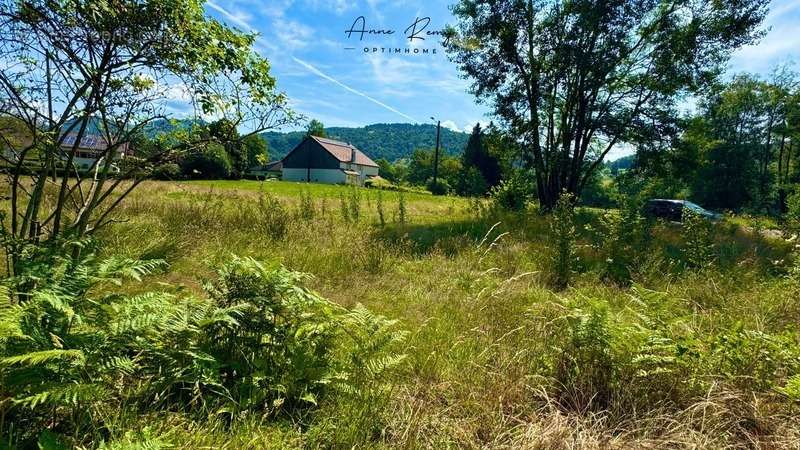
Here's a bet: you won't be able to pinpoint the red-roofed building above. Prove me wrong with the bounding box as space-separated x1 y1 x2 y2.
280 135 379 185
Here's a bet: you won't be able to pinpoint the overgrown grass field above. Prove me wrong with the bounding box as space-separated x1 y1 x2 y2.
82 179 798 448
3 179 800 448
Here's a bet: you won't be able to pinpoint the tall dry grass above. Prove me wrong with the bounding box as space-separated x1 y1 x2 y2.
76 180 800 448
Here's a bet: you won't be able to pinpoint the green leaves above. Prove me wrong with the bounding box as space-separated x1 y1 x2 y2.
0 246 406 447
0 349 86 368
446 0 768 206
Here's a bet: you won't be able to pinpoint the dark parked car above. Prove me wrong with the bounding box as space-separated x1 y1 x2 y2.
644 199 722 222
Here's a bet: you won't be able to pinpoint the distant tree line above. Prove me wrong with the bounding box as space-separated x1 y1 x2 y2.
374 122 518 197
262 123 471 162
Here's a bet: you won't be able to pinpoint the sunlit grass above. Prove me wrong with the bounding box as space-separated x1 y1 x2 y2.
9 179 800 448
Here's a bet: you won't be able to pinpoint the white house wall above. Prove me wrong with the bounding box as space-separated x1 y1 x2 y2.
339 162 379 184
282 168 346 184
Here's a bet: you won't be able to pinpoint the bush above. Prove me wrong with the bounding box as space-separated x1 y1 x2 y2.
548 192 577 290
181 143 233 179
254 194 291 240
150 162 181 180
786 190 800 233
298 190 316 221
597 197 650 285
554 302 613 411
0 245 407 448
397 191 407 225
348 186 361 222
489 173 530 211
540 287 800 416
364 176 393 190
456 166 488 197
376 190 386 227
202 257 340 412
426 178 450 195
682 210 715 269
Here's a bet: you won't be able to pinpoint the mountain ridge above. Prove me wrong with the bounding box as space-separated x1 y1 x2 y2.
261 123 471 162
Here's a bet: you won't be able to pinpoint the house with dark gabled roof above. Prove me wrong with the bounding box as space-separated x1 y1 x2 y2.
280 135 379 185
1 120 132 173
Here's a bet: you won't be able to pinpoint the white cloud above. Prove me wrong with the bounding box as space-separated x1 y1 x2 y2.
440 120 460 131
206 1 253 31
461 120 490 133
304 0 354 15
164 82 192 102
276 20 315 50
366 54 427 86
729 0 800 73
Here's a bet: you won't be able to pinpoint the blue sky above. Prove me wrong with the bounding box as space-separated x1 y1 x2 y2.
204 0 800 149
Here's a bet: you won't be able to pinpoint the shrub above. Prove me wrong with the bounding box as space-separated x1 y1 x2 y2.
397 192 407 225
376 190 386 228
202 257 340 413
180 143 232 179
682 210 715 269
489 173 530 211
426 178 450 195
786 190 800 233
312 305 407 445
781 374 800 401
456 166 488 197
598 197 649 285
339 192 350 223
150 162 181 180
548 192 577 290
364 176 393 190
298 190 316 221
348 187 361 222
0 241 171 446
0 245 407 448
554 302 613 411
708 327 800 391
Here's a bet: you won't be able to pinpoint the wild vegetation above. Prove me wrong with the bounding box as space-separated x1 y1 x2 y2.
2 0 800 448
2 179 799 448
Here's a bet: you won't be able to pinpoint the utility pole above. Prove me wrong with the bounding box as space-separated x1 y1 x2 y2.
432 118 441 191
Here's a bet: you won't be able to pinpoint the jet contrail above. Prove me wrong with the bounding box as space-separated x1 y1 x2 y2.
291 57 418 122
205 1 418 123
206 1 253 32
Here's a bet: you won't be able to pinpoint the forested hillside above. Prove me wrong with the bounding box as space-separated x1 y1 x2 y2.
606 154 636 174
261 123 471 161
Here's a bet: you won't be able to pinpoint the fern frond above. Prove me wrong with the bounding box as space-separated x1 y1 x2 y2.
15 382 109 408
1 349 85 367
98 429 172 450
0 300 24 338
94 258 168 284
97 356 137 375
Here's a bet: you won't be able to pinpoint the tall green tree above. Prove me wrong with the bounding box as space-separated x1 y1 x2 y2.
457 123 501 196
406 148 461 189
375 158 399 183
445 0 768 209
209 119 247 177
306 119 327 138
244 134 269 167
622 66 800 212
205 120 268 176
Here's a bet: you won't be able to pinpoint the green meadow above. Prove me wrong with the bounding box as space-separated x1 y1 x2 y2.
67 179 798 448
